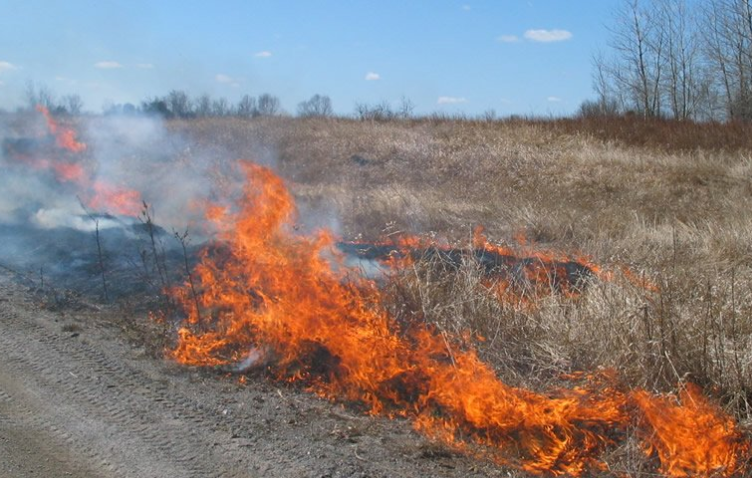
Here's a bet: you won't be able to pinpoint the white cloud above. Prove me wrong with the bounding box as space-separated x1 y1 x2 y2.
136 63 154 69
0 80 4 87
94 61 123 69
497 35 520 43
437 96 467 105
0 61 17 73
524 29 572 42
462 4 471 10
54 76 77 85
254 51 273 58
547 96 563 102
215 73 241 87
365 72 380 81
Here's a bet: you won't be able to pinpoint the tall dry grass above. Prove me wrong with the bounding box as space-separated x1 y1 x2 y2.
170 116 752 429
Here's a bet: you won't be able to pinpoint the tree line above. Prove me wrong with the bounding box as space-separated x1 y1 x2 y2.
113 91 335 119
585 0 752 121
21 82 336 119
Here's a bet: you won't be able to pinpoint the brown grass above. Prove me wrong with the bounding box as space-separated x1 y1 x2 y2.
169 116 752 419
160 115 752 475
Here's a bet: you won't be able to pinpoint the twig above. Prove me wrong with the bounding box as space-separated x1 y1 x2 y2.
441 331 457 368
139 202 168 289
78 198 110 302
174 228 202 329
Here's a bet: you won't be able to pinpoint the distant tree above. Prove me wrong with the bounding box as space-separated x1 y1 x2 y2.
194 93 212 117
577 98 622 117
297 94 333 117
257 93 281 116
354 100 396 121
141 97 171 117
396 96 415 119
122 103 137 115
25 81 56 110
236 94 258 117
211 97 231 116
62 94 84 115
167 90 192 118
104 102 138 116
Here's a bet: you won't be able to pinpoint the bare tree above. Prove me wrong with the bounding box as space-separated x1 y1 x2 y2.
25 81 56 110
397 96 415 119
236 94 258 117
62 94 84 115
353 100 396 121
701 0 752 119
607 0 666 117
257 93 281 116
591 51 624 115
212 97 231 116
167 90 192 118
589 0 752 121
657 0 701 119
297 94 333 117
195 93 212 117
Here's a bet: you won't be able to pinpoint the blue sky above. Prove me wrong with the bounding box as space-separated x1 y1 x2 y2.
0 0 620 116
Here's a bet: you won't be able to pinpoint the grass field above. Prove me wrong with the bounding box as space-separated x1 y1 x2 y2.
168 115 752 426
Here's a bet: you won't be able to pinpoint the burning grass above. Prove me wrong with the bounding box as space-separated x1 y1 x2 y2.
167 161 750 477
6 108 752 476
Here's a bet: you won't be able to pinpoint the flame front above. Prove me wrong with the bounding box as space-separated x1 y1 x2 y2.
169 161 749 477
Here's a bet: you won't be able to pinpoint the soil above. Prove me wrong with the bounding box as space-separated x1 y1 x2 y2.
0 271 511 478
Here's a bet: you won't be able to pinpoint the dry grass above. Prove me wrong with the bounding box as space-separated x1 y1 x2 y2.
159 115 752 475
169 116 752 423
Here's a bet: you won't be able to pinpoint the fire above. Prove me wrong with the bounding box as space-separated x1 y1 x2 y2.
168 161 750 477
633 385 749 477
3 106 144 217
88 182 143 217
53 161 87 184
337 227 599 304
37 105 87 153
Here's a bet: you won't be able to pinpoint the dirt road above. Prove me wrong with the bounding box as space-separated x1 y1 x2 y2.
0 272 500 478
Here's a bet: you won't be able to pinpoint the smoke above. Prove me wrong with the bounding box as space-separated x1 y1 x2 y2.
0 110 226 298
0 108 420 298
82 115 214 231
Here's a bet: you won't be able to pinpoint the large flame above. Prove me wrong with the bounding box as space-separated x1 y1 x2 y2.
169 161 749 477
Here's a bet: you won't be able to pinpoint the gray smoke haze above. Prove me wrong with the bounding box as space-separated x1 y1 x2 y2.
0 113 226 232
0 109 356 299
0 111 236 298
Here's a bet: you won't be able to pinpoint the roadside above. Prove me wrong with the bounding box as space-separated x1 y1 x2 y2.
0 271 504 478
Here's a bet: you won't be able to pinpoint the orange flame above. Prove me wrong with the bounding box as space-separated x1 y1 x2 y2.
168 162 749 477
633 385 749 477
36 105 87 153
88 182 143 217
7 106 144 216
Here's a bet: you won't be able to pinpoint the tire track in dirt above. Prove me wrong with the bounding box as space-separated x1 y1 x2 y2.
0 274 253 478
